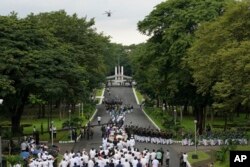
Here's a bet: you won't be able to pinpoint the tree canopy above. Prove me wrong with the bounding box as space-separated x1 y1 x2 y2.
185 0 250 113
0 11 112 133
129 0 232 133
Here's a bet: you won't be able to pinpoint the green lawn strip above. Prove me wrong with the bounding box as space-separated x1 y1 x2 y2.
143 107 166 130
134 89 144 104
214 161 229 167
187 150 211 165
22 117 74 141
95 98 102 104
21 109 95 141
95 88 104 96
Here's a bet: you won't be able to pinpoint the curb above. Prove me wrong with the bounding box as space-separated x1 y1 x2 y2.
132 87 140 105
142 108 161 131
132 87 160 131
97 88 105 105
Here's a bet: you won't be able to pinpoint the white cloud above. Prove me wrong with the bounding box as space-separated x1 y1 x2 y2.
0 0 165 45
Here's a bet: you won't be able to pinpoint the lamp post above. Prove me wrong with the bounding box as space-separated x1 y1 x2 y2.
0 99 3 167
162 103 166 112
51 121 54 146
69 109 72 141
192 119 198 159
174 107 177 125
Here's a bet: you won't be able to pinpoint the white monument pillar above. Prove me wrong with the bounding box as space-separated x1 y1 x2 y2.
121 66 124 81
118 66 121 80
115 66 117 81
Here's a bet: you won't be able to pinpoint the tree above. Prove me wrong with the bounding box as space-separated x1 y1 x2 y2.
185 0 250 128
133 0 228 133
0 11 111 134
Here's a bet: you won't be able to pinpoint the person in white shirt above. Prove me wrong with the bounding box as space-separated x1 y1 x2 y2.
132 157 138 167
48 158 54 167
129 138 135 149
165 150 170 167
122 159 130 167
152 158 159 167
150 150 156 162
59 158 68 167
90 148 96 159
82 152 89 164
97 116 101 125
69 156 77 167
183 152 188 164
28 159 35 167
141 157 148 167
88 159 95 167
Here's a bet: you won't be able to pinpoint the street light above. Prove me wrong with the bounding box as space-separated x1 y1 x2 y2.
192 120 198 159
174 107 177 125
0 99 3 167
69 110 72 141
51 121 54 146
162 103 166 112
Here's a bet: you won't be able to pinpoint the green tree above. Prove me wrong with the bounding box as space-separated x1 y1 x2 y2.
186 0 250 128
133 0 228 133
0 11 111 134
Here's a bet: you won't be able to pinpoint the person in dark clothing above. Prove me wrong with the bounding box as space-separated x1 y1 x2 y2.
104 162 109 167
137 159 142 167
94 162 100 167
160 148 164 166
116 161 122 167
179 152 184 167
109 160 115 167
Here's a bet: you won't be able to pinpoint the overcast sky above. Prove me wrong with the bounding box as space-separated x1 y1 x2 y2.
0 0 165 45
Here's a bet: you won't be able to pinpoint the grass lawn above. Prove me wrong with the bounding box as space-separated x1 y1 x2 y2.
187 150 210 165
22 117 70 141
134 88 144 104
214 145 250 167
143 107 166 130
0 108 95 142
95 88 104 96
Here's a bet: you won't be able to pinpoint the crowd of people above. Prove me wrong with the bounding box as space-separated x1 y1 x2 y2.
19 136 57 167
58 96 173 167
59 147 171 167
180 128 248 147
124 126 173 145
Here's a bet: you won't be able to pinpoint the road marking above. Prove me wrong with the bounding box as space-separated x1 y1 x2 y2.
132 87 140 105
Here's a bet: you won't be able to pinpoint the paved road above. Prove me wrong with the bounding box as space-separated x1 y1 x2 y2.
59 87 189 167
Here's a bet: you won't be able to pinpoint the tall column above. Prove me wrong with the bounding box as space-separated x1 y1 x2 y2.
121 66 124 81
118 66 121 80
115 66 117 81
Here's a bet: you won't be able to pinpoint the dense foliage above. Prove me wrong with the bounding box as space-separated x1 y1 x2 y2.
0 11 112 133
129 0 250 133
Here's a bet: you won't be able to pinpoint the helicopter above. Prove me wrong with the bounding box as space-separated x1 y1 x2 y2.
104 10 112 17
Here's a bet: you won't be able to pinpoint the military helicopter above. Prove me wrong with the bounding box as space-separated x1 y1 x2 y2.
104 10 112 17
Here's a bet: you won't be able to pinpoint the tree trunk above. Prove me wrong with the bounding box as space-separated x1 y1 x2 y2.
180 106 183 122
193 104 205 135
183 101 188 115
11 104 25 136
198 106 204 135
224 112 228 131
38 104 41 119
42 104 46 118
59 101 62 120
156 97 160 108
210 107 214 123
236 103 241 117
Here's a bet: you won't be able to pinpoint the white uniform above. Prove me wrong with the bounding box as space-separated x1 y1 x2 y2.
152 159 159 167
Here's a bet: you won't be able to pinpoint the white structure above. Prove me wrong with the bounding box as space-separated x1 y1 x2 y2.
106 66 132 86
